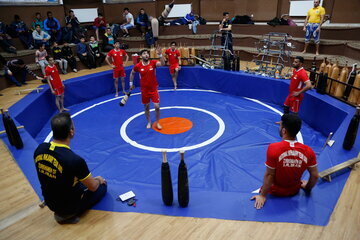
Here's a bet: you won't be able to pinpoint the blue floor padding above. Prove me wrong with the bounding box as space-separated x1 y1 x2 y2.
3 67 359 226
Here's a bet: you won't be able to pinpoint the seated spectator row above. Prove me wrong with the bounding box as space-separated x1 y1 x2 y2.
0 8 152 53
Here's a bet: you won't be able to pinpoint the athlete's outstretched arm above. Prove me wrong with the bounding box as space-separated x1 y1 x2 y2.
129 69 136 90
156 46 165 67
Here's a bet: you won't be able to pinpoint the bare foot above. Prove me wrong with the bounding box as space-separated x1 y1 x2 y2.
156 122 162 130
146 122 151 129
275 121 280 125
62 108 70 112
174 85 177 91
115 93 118 97
301 50 306 54
316 52 319 56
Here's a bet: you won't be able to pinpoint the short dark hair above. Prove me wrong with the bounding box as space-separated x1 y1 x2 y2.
35 12 41 16
46 56 53 61
98 13 103 16
170 41 177 46
139 49 149 55
69 10 74 13
223 12 229 16
35 24 40 28
124 8 129 11
47 11 52 15
295 56 304 63
14 15 20 20
51 113 73 140
281 114 302 138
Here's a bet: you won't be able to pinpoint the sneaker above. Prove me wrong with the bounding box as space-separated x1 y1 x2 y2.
62 70 67 74
73 69 78 73
164 23 170 26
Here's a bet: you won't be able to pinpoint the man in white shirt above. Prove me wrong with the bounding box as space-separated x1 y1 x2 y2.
121 8 134 37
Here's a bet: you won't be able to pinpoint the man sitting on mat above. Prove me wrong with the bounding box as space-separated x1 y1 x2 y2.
251 114 319 209
34 113 107 224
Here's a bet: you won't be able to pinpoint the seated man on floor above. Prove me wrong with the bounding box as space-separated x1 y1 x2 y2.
251 114 319 209
34 112 107 224
4 59 43 86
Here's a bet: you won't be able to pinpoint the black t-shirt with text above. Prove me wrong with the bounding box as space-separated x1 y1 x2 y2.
220 19 232 33
34 142 90 214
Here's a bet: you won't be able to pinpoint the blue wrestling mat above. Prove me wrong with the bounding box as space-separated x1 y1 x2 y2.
1 66 359 226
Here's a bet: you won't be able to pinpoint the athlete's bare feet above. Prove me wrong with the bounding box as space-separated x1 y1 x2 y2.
316 52 319 56
62 108 70 112
275 121 280 125
156 122 162 130
301 50 306 54
115 93 118 97
146 122 151 129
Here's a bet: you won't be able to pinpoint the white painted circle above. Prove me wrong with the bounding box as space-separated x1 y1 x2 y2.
44 89 303 145
119 106 225 152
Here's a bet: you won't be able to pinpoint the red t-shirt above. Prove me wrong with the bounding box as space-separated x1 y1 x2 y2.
133 60 158 91
289 68 310 95
165 48 180 66
93 17 107 27
107 49 127 69
265 140 317 196
45 65 63 90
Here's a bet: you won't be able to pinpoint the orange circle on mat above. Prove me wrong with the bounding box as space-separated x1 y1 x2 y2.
152 117 193 134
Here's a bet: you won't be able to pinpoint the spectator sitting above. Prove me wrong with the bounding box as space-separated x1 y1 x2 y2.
93 13 107 41
102 28 115 52
35 44 49 76
33 112 107 224
62 41 77 72
32 24 51 49
4 59 42 86
32 12 44 31
136 8 150 37
0 21 17 54
120 8 134 37
44 11 62 44
10 14 34 50
165 12 196 26
65 10 80 40
52 41 68 74
76 36 93 69
88 36 105 68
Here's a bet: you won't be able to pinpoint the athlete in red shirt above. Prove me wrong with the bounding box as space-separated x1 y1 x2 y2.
105 41 129 97
45 57 68 112
129 48 165 129
251 114 319 209
165 41 181 90
284 56 312 114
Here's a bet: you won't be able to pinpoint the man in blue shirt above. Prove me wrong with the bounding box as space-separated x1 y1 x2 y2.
10 15 34 49
44 11 62 44
76 36 93 69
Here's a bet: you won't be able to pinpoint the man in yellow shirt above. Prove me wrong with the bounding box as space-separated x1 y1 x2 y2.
302 0 325 55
